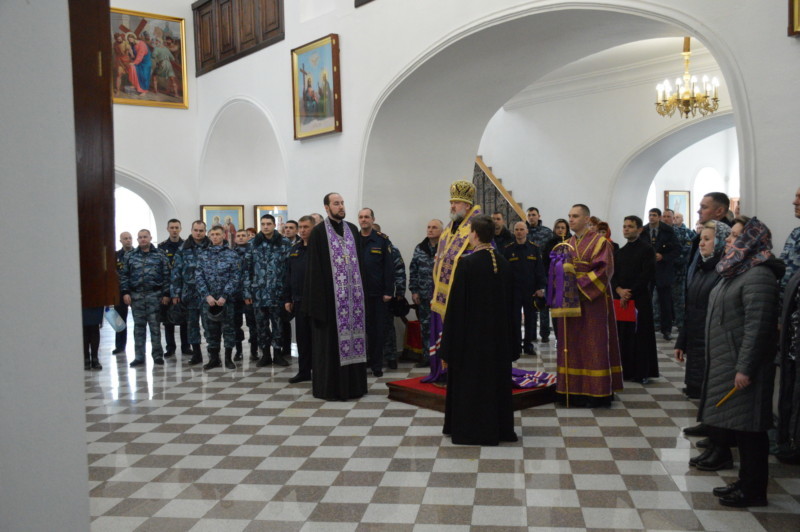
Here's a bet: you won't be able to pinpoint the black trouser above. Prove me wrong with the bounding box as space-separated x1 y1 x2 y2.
511 289 536 350
114 303 128 350
365 295 387 372
282 311 293 355
83 325 100 363
709 426 769 498
163 322 188 351
654 284 673 335
295 307 312 376
234 300 257 347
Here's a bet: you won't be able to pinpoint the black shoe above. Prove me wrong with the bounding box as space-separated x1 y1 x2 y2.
289 373 311 384
203 354 222 370
662 332 673 341
153 358 164 366
540 337 550 343
233 353 243 361
224 349 235 369
696 438 711 449
718 489 767 508
181 346 193 355
249 344 260 361
776 449 800 465
129 359 145 368
682 387 701 399
273 349 290 367
84 361 92 370
523 343 535 355
372 369 383 377
713 481 742 497
696 446 734 471
256 348 273 367
414 360 430 368
164 348 175 358
641 378 650 385
689 447 715 467
187 344 203 366
388 359 398 369
683 424 709 437
112 348 125 355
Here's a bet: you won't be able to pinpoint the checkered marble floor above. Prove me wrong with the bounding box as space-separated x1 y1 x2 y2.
85 323 800 531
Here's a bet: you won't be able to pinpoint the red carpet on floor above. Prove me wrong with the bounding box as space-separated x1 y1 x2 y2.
389 376 535 396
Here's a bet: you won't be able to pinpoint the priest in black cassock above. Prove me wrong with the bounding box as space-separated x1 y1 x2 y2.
302 193 368 400
440 214 518 446
612 215 659 384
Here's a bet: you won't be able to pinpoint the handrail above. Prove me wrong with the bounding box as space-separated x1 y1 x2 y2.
475 156 526 220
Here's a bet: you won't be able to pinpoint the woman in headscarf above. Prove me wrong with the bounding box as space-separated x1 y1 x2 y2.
596 221 618 253
697 216 784 508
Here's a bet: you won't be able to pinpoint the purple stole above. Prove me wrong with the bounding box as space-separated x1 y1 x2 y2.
324 218 367 366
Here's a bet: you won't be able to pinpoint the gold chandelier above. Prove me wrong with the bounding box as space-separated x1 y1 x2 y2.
655 37 719 119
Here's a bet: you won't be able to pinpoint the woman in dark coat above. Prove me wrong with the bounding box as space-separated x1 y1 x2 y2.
777 268 800 464
698 216 784 508
675 221 730 399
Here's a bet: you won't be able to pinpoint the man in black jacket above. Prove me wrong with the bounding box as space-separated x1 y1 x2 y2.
640 208 679 341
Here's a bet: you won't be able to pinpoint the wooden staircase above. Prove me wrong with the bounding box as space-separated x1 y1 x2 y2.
473 156 525 224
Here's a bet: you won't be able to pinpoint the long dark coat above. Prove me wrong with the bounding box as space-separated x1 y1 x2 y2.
674 253 723 395
440 249 517 446
302 219 368 401
698 259 784 431
778 268 800 446
640 222 679 287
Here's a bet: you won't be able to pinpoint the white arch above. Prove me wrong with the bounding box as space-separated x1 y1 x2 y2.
115 166 178 229
607 112 736 228
358 1 754 258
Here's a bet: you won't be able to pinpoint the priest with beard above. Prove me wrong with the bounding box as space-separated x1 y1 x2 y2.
440 214 518 446
612 215 658 383
302 192 368 400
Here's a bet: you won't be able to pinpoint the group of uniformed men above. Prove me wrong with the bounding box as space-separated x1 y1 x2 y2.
115 209 428 383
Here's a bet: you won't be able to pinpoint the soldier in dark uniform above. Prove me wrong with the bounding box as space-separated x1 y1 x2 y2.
410 219 443 367
120 229 170 368
285 215 314 383
640 208 680 341
503 221 547 356
280 220 301 358
245 214 292 367
233 229 257 361
492 212 514 249
172 220 211 366
196 225 242 370
112 231 134 355
373 223 407 370
358 208 394 377
158 218 189 358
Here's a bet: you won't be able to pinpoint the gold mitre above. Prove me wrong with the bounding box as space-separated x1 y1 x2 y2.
449 180 476 205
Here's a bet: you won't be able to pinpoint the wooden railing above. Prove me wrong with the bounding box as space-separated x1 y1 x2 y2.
473 156 526 223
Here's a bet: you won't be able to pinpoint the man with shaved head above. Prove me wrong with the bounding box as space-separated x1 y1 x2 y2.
113 231 134 355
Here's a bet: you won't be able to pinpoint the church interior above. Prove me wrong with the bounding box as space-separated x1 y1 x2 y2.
3 1 800 530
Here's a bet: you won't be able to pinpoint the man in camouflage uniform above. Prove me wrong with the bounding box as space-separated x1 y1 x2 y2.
233 229 257 361
158 218 189 358
245 213 292 367
172 220 210 366
666 209 695 334
526 207 553 341
409 219 443 367
374 223 407 370
113 231 134 355
780 187 800 298
197 225 242 370
120 229 170 368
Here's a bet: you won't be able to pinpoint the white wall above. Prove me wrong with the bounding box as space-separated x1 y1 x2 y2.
0 1 90 530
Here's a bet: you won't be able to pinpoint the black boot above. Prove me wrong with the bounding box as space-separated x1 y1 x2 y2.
689 446 715 467
187 343 203 366
84 349 91 371
225 348 235 369
91 349 102 370
696 445 734 471
204 349 222 370
234 341 243 361
273 348 290 367
249 341 260 361
256 347 272 367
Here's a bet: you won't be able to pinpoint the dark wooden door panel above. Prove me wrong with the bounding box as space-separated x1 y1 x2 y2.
238 0 257 51
218 0 237 59
195 1 217 72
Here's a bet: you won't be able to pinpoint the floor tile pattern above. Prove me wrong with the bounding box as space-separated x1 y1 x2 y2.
85 323 800 531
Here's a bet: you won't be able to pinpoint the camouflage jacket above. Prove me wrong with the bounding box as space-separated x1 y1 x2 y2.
527 223 554 248
672 224 696 272
171 237 210 308
409 237 436 300
158 237 184 268
196 244 242 301
120 245 170 297
780 227 800 295
385 235 407 297
244 231 291 307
